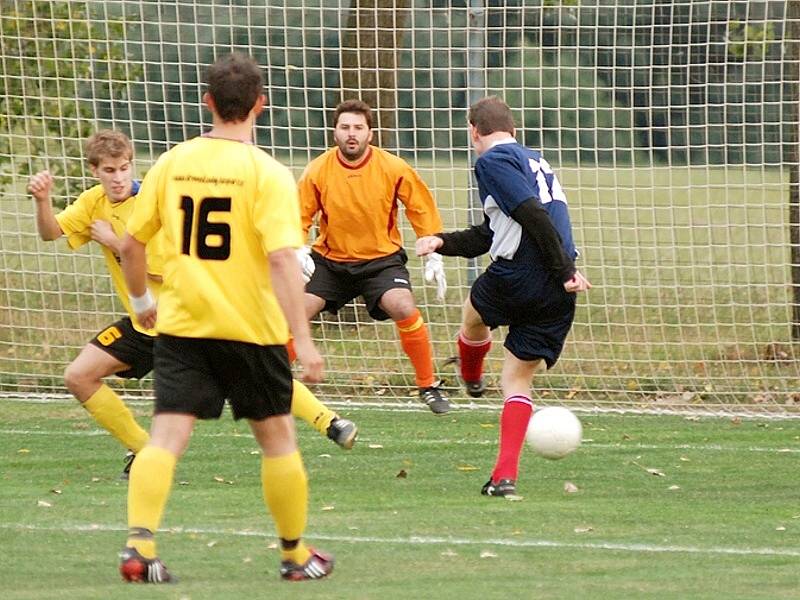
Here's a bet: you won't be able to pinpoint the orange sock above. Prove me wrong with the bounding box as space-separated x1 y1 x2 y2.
286 338 296 363
396 309 435 388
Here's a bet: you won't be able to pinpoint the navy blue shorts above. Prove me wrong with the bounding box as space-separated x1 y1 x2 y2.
470 265 576 368
89 317 154 379
153 334 293 421
305 249 412 321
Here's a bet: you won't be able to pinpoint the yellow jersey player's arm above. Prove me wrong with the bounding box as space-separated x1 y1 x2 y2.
122 157 164 328
257 164 323 382
29 170 64 240
396 162 443 238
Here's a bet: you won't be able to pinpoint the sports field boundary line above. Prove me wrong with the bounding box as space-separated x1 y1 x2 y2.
3 522 799 558
2 393 799 420
2 426 798 454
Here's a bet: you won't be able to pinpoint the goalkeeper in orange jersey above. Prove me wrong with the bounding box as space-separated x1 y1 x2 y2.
295 99 450 414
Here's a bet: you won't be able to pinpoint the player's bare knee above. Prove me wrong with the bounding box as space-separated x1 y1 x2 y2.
63 362 91 397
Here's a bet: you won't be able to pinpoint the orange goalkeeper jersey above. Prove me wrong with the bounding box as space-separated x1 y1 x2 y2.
298 146 443 262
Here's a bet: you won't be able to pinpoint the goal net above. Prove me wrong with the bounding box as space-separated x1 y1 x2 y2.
2 1 799 417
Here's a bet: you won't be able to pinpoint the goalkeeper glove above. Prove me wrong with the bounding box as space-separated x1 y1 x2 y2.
295 246 315 284
424 252 447 302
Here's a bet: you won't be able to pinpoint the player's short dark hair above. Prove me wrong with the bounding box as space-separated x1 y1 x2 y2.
468 96 515 136
205 52 264 122
85 130 133 167
333 99 373 129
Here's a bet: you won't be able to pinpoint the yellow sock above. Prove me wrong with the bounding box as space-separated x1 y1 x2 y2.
290 380 336 435
83 384 149 452
261 451 310 564
127 446 177 558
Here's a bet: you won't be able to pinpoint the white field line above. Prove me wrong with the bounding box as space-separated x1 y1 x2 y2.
2 394 800 420
1 426 798 454
2 522 799 558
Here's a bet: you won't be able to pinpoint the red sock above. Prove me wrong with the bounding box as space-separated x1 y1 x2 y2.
457 331 491 383
491 395 534 482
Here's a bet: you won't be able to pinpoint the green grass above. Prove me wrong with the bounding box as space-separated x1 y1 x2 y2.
1 399 799 599
3 164 800 408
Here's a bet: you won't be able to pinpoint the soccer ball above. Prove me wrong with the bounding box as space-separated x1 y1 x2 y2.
526 407 582 460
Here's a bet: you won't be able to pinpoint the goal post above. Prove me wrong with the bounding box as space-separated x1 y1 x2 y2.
2 1 799 417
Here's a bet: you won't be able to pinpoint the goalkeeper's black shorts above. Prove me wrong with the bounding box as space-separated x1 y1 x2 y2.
306 249 412 321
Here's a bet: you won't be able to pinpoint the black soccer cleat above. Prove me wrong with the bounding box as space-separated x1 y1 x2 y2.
463 377 487 398
120 451 136 481
326 417 358 450
481 478 517 497
280 548 334 581
419 381 451 415
119 546 176 583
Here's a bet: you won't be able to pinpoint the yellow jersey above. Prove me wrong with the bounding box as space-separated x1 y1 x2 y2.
298 146 443 262
55 183 163 335
126 136 302 345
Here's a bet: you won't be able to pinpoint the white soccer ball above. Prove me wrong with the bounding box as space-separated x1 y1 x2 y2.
526 406 582 460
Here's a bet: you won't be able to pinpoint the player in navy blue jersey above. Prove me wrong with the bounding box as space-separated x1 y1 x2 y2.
416 96 590 497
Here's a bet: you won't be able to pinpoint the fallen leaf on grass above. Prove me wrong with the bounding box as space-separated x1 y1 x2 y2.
776 526 786 531
207 540 218 548
457 464 478 472
368 444 383 449
37 500 52 508
574 526 593 534
479 423 494 429
50 489 62 495
632 461 666 477
18 448 30 454
668 485 681 490
564 482 579 493
321 505 335 511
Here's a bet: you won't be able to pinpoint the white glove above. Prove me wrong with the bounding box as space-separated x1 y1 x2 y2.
295 246 315 284
424 252 447 302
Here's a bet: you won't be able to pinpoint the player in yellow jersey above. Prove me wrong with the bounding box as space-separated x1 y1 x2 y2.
297 99 450 414
118 52 333 583
29 130 155 479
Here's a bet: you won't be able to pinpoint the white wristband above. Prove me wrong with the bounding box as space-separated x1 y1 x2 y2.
129 289 155 313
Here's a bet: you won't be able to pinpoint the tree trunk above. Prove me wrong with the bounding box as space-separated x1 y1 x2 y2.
340 0 411 149
786 1 800 339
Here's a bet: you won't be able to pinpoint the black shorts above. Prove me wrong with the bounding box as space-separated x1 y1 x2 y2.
153 334 293 421
89 317 154 379
306 249 412 321
470 266 576 368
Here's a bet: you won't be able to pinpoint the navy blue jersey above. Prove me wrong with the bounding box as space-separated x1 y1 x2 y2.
475 141 576 270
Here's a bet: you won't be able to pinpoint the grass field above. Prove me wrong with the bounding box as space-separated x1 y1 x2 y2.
1 399 798 599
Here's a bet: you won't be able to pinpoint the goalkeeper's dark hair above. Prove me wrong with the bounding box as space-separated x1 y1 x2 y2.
333 99 373 129
206 52 264 122
85 130 133 167
468 96 516 136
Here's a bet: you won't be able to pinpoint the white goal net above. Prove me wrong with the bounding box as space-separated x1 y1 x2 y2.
2 1 799 417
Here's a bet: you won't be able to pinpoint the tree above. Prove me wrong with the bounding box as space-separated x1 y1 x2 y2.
0 1 136 205
340 0 412 149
